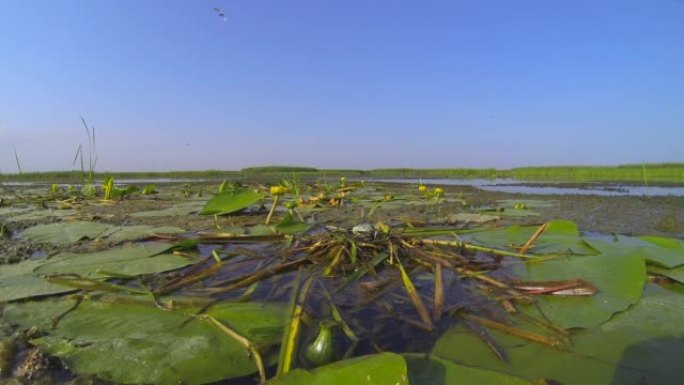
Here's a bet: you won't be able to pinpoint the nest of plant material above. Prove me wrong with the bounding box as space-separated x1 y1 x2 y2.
132 222 595 373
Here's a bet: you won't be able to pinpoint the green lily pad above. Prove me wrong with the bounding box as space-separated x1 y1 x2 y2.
265 353 408 385
3 296 286 385
99 225 185 243
470 220 596 255
200 188 265 216
405 354 533 385
585 235 684 269
6 208 79 222
649 265 684 284
129 200 206 217
0 205 34 217
638 235 684 268
0 260 75 302
441 213 500 224
21 221 110 245
275 213 312 235
431 286 684 385
0 244 193 302
34 243 190 277
516 252 646 328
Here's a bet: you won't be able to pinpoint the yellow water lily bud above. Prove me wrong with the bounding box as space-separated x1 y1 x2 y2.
418 185 427 193
433 187 444 197
270 186 286 196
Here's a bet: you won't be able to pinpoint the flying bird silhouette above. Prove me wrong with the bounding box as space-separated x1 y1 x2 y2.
213 7 228 22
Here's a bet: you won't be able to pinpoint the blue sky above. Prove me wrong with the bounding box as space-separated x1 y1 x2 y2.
1 0 682 172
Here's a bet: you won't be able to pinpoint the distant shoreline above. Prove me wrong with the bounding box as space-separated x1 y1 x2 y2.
2 163 684 184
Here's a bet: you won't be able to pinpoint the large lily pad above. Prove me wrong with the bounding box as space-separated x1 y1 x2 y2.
431 286 684 385
470 220 597 255
6 208 79 222
99 225 185 243
129 200 206 217
21 221 110 245
0 260 75 302
34 243 190 277
516 252 646 328
0 205 34 217
0 244 193 302
585 235 684 269
265 353 409 385
405 354 533 385
3 296 286 385
200 188 265 215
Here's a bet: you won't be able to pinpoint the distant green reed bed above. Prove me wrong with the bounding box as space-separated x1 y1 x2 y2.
3 163 684 184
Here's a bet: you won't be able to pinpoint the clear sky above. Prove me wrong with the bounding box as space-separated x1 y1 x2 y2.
1 0 682 172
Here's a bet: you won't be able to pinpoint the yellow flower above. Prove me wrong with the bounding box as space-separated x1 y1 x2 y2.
270 185 286 196
418 185 427 193
433 187 444 197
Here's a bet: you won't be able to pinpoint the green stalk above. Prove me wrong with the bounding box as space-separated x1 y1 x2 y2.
277 275 314 375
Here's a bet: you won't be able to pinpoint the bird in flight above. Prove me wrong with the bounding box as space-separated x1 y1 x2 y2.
213 7 228 22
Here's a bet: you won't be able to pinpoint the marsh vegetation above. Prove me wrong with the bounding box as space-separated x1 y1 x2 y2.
1 176 684 385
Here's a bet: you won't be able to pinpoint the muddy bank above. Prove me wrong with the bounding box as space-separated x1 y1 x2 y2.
371 182 684 238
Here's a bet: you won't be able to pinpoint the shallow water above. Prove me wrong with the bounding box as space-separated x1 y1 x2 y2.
370 178 684 197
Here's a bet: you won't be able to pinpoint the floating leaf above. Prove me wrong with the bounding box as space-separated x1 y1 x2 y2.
6 208 78 222
275 213 311 235
4 296 286 385
0 205 34 217
586 234 684 269
99 225 185 243
129 200 206 217
0 260 75 302
431 286 684 385
34 243 189 277
200 188 265 216
405 354 533 385
470 220 596 255
516 252 646 328
266 353 408 385
0 244 193 302
21 221 110 245
441 212 500 224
